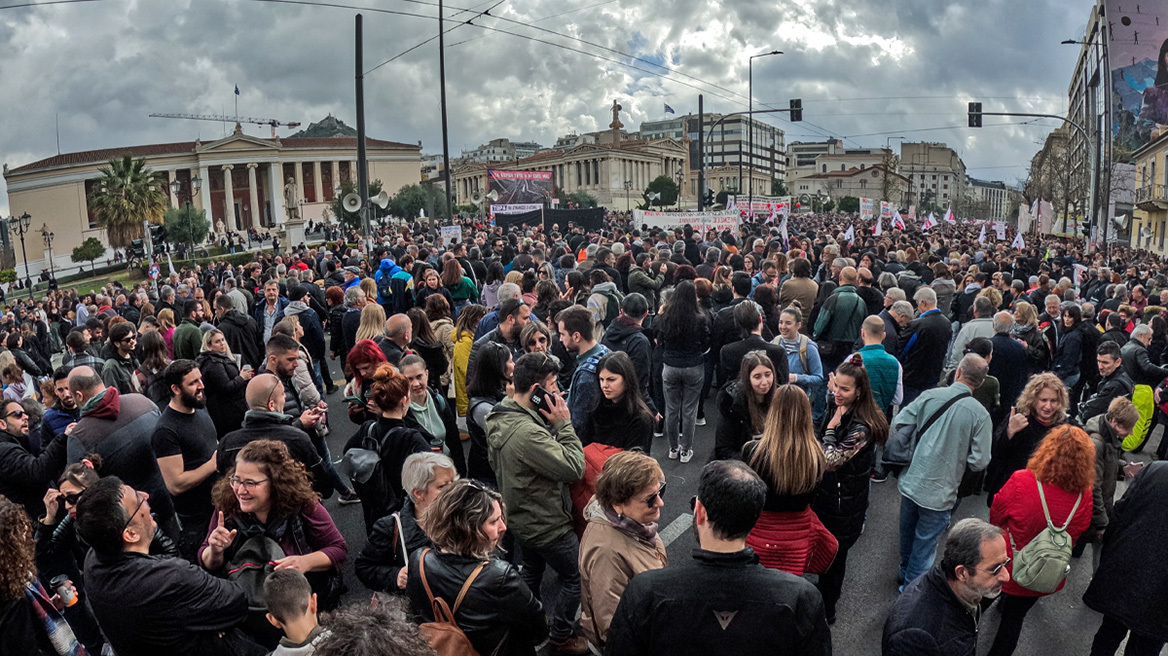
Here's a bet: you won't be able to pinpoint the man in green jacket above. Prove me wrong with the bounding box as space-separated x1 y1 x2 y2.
172 299 205 361
486 352 588 655
813 266 867 374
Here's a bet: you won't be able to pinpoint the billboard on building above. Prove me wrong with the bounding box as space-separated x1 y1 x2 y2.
1107 1 1168 152
488 169 554 215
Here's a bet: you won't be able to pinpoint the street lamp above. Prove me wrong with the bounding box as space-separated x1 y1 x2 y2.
675 168 685 208
624 179 632 213
169 174 202 257
7 212 32 300
748 49 783 219
40 224 55 286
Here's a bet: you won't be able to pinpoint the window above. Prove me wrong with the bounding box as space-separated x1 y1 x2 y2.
943 175 949 181
943 185 949 190
932 175 937 180
860 179 867 188
822 164 827 173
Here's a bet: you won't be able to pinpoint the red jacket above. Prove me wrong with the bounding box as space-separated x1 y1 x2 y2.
745 508 837 577
989 468 1092 597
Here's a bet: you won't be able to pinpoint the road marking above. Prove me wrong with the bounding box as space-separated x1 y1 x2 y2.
660 512 693 547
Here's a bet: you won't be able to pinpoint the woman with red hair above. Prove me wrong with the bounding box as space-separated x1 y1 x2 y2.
986 424 1095 656
344 339 387 425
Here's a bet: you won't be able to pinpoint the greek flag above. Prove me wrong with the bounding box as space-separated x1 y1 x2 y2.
663 103 675 114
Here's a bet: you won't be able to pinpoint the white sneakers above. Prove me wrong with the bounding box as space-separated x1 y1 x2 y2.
680 449 694 463
668 448 680 460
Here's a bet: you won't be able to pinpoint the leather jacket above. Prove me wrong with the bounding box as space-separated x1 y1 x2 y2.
405 549 547 656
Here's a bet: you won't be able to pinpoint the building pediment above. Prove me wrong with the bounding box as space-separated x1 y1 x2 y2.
196 132 280 154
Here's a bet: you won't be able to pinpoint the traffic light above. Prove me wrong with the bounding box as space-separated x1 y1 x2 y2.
789 98 803 122
704 188 715 207
968 102 982 128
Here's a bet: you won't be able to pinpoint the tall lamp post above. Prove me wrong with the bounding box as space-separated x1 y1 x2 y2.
886 136 906 205
7 212 32 299
748 49 783 219
675 168 685 208
40 224 55 287
170 174 203 258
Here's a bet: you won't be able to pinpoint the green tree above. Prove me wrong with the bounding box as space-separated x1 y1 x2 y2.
644 175 679 207
0 270 15 284
87 155 167 249
771 179 788 196
566 191 597 209
385 184 448 225
71 237 106 273
164 205 211 256
837 196 860 213
330 179 390 229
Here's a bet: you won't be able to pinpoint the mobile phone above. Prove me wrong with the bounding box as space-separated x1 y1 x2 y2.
530 385 553 414
344 395 366 408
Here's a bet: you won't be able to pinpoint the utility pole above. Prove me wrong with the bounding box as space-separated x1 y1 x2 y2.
697 95 705 209
438 0 454 223
355 15 370 236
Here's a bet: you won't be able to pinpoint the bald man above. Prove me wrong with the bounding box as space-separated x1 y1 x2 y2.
215 374 332 496
813 266 868 374
379 314 413 368
67 365 177 541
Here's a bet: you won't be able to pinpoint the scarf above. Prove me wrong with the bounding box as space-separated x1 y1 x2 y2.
26 579 86 656
602 503 659 545
779 336 801 354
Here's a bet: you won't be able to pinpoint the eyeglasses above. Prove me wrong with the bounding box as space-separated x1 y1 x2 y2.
62 490 85 506
2 409 27 420
121 334 138 343
121 491 145 535
229 476 269 492
979 557 1011 576
643 480 667 507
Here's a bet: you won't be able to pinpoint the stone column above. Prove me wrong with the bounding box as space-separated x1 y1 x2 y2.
313 161 323 204
330 161 339 200
167 171 179 207
247 163 260 230
269 163 285 226
222 165 237 231
199 166 212 216
294 161 304 203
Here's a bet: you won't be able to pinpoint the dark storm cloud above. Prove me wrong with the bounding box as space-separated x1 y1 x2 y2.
0 0 1089 213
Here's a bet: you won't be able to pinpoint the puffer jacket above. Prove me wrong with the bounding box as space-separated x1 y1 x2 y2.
812 402 876 546
578 499 667 647
627 266 665 310
406 548 547 656
485 398 584 548
354 497 431 593
602 316 654 412
1014 322 1052 375
195 350 250 438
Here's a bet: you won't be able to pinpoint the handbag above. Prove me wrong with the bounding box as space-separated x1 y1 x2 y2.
882 390 971 474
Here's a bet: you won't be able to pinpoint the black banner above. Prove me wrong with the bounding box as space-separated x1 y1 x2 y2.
494 207 606 233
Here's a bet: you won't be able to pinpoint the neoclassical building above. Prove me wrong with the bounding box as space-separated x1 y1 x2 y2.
3 125 421 274
453 135 693 211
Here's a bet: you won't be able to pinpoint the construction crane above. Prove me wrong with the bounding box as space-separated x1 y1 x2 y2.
149 113 302 138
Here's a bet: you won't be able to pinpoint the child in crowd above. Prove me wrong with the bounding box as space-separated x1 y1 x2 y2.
264 570 331 656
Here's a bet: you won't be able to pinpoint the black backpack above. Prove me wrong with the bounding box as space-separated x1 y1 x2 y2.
377 272 392 304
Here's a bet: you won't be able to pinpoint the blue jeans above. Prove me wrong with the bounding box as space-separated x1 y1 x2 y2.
898 495 953 585
517 531 581 641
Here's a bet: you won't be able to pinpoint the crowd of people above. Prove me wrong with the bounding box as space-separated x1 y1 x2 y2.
0 209 1166 656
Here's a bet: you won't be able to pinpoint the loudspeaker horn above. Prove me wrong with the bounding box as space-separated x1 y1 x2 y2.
342 193 363 213
371 190 390 210
471 190 484 205
485 189 499 202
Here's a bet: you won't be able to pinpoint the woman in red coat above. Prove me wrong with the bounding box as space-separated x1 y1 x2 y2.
987 424 1095 656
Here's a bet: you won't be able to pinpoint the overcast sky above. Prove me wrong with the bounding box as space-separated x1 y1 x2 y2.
0 0 1091 216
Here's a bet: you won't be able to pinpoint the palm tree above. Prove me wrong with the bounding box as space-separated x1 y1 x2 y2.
87 155 168 250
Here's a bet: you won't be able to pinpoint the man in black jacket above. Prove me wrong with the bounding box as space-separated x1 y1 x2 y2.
988 313 1029 414
1099 312 1130 348
0 398 67 518
76 476 265 656
897 287 953 406
217 374 332 497
1080 341 1133 424
607 460 830 656
214 295 264 370
710 272 753 371
882 518 1009 656
718 300 788 385
1121 324 1168 388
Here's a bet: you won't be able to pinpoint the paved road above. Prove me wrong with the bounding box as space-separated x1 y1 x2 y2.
316 356 1159 655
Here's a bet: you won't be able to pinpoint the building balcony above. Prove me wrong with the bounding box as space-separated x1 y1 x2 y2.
1136 184 1168 210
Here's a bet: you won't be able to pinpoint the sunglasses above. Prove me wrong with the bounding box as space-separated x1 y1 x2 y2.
2 409 27 420
644 480 667 507
121 492 145 535
62 491 85 506
121 334 138 343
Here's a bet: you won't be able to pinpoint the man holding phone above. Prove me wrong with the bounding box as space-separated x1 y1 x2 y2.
486 353 589 655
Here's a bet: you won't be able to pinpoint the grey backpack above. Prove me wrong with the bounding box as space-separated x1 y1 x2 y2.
1009 480 1081 594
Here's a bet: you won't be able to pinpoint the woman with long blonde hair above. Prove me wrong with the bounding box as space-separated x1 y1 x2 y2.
741 385 836 576
355 302 387 343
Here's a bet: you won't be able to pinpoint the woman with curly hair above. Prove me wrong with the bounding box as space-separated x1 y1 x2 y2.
0 494 89 656
987 424 1094 656
406 479 546 656
1012 302 1051 375
199 440 347 612
985 372 1069 504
